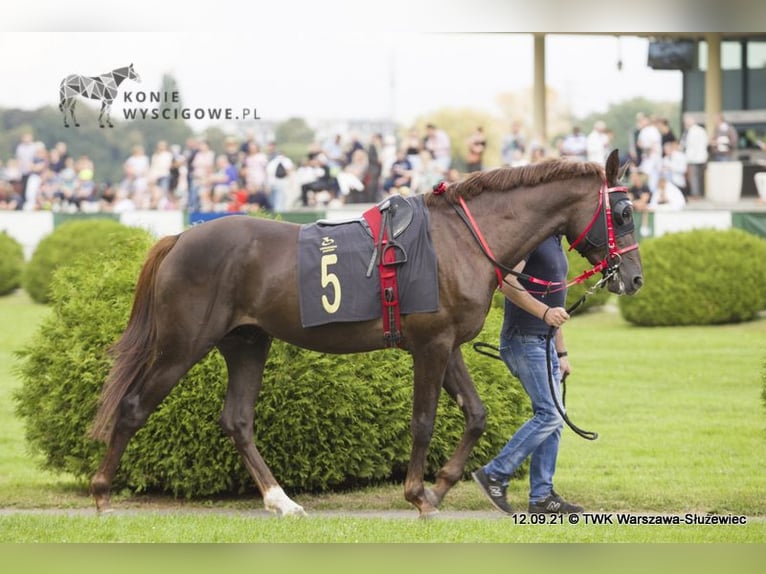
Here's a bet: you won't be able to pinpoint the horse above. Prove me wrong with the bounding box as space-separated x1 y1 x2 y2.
89 149 643 518
59 63 140 128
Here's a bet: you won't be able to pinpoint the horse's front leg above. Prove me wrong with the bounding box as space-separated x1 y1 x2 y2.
425 348 486 508
404 342 451 518
70 102 80 128
98 100 113 128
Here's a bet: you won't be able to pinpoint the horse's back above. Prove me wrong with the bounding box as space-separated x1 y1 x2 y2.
156 215 300 309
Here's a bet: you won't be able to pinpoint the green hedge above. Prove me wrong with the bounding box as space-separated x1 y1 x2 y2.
22 220 149 304
15 228 530 497
0 231 24 296
619 229 766 326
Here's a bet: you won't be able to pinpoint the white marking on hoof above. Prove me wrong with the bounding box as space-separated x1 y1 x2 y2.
263 486 307 517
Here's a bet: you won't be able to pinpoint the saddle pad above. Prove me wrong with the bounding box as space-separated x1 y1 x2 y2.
298 195 439 328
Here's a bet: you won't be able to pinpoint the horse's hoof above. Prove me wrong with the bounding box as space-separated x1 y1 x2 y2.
419 508 441 520
281 505 308 518
264 486 306 517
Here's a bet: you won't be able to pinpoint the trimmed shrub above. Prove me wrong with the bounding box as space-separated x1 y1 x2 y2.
619 229 766 326
22 219 144 304
0 231 24 296
15 229 530 497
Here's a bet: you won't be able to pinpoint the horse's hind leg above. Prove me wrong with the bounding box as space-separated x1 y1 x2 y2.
425 348 486 508
91 349 204 512
217 328 305 517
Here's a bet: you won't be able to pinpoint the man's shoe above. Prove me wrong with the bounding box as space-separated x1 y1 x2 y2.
528 490 584 514
472 468 514 515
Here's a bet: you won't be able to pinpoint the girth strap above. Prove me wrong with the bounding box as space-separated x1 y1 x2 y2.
363 202 407 348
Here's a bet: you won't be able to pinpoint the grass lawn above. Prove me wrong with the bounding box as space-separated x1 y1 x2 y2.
0 291 765 543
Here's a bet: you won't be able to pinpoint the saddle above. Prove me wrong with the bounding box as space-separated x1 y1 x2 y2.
316 194 415 239
317 195 414 348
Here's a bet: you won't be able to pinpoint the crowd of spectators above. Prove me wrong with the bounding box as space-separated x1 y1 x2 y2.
1 113 760 214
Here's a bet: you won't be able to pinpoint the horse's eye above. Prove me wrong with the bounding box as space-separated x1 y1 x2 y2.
613 200 633 226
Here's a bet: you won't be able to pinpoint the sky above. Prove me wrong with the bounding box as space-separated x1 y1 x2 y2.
1 0 763 131
0 32 683 129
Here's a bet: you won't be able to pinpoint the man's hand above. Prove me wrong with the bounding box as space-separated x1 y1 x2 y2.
543 306 569 328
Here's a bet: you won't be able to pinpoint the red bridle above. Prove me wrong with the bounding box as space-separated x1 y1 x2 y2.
436 178 639 294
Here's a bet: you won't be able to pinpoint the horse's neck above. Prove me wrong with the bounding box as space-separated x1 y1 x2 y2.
109 69 129 85
467 182 584 269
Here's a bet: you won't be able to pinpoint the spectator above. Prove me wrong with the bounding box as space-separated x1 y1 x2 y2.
656 117 677 154
15 132 36 207
424 124 452 172
649 177 686 211
586 120 609 164
149 140 173 193
629 112 645 166
0 179 22 210
465 126 487 172
209 154 239 210
559 126 587 161
363 133 383 203
122 145 150 208
680 113 708 200
403 128 422 172
24 142 49 211
663 140 688 197
242 141 268 197
414 149 444 195
710 113 739 161
266 146 295 211
382 149 413 195
501 121 526 167
49 142 69 173
636 114 663 192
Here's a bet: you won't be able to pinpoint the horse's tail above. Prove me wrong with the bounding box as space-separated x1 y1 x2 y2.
90 234 180 442
58 79 65 111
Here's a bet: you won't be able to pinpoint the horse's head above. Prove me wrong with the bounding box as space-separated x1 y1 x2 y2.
128 63 141 83
568 150 644 295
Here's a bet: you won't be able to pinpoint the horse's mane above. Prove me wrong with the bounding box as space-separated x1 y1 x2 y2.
425 159 604 205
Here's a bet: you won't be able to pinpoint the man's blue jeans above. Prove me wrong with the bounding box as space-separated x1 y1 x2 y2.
483 331 564 503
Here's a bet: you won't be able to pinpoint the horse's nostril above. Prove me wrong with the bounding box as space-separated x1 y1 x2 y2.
633 276 644 288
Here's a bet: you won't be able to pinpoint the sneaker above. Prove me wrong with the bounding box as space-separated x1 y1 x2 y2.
472 468 514 514
528 490 584 514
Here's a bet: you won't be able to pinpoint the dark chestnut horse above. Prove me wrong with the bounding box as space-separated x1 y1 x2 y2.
90 150 643 518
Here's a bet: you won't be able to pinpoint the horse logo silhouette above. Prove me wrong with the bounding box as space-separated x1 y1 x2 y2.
59 63 141 128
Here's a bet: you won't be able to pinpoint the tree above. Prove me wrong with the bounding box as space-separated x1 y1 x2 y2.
411 107 504 170
274 117 314 145
274 117 315 164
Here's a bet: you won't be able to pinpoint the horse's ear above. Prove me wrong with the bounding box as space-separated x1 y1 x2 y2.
605 149 619 185
617 160 631 183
